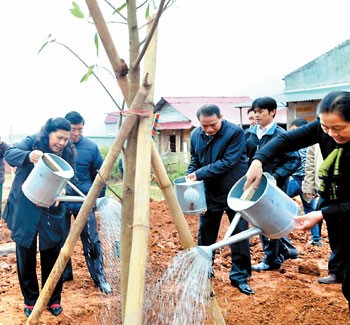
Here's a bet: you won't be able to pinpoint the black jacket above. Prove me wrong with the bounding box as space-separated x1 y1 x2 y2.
3 134 76 249
253 118 350 223
187 120 249 211
245 122 301 188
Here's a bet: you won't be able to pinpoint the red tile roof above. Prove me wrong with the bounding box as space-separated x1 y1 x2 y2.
158 96 253 127
104 96 287 127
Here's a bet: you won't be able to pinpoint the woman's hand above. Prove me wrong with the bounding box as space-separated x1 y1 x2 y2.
29 150 43 164
294 210 323 231
244 159 263 190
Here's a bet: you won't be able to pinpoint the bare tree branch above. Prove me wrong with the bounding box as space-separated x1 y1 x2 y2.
132 0 166 70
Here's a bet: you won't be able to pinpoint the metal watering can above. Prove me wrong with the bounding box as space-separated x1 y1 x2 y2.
197 173 300 260
22 153 87 208
173 176 207 215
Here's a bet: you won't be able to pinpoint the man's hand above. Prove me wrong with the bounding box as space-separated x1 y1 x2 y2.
186 172 197 181
294 210 323 231
244 159 263 190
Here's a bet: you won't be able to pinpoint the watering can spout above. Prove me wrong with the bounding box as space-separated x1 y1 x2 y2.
196 227 263 261
196 246 213 261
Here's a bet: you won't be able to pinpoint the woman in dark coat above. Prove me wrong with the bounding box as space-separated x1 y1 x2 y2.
3 118 76 317
244 91 350 310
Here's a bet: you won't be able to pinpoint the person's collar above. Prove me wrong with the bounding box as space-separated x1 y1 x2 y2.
258 120 274 132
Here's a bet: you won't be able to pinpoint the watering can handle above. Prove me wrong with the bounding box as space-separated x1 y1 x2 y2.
42 153 61 172
223 184 255 240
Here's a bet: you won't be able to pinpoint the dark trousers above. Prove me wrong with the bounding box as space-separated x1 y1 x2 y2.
261 235 296 267
16 240 62 306
325 213 350 305
63 211 106 285
198 209 252 285
0 183 3 217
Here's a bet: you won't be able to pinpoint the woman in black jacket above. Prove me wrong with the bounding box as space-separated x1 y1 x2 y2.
3 118 76 317
244 91 350 310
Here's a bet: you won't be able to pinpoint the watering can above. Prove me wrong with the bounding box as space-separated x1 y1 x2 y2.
173 176 207 215
22 153 87 208
197 172 300 260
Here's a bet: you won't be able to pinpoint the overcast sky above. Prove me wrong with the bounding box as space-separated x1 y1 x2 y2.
1 0 350 139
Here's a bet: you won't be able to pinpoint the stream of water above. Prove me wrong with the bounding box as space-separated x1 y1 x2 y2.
143 247 213 325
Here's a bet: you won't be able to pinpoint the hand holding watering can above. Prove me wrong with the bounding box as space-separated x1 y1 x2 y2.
28 151 68 207
22 153 86 208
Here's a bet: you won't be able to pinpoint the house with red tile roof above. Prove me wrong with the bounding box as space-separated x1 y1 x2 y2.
104 96 287 154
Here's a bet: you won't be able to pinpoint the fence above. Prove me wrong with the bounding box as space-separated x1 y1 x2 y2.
160 151 190 174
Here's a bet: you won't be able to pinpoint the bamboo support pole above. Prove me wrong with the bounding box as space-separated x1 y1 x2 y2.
26 83 151 325
150 142 195 249
123 101 153 324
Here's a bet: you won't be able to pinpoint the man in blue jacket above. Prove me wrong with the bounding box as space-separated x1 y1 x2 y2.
186 104 254 295
245 97 300 271
63 111 112 294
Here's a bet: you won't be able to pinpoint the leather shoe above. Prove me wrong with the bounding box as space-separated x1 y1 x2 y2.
24 306 34 317
283 249 299 260
308 240 322 246
98 282 113 294
234 282 254 295
318 274 340 284
47 303 63 316
252 261 280 271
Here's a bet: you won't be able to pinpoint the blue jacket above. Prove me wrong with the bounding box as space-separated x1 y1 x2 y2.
66 136 105 213
187 120 249 211
3 134 76 250
245 123 300 188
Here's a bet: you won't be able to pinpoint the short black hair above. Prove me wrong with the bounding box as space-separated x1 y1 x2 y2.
65 111 85 125
251 97 277 112
196 104 221 119
290 118 308 128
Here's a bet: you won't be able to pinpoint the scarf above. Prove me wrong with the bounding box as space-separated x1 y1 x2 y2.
318 147 343 201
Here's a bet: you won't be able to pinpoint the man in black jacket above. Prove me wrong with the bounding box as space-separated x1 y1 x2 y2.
186 104 254 295
63 111 112 294
245 97 300 271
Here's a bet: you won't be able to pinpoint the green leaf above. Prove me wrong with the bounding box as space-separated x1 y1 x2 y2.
70 1 85 19
113 2 127 14
94 33 99 56
145 3 150 18
80 65 95 83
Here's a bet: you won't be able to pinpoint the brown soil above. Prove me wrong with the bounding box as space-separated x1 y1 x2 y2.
1 176 350 324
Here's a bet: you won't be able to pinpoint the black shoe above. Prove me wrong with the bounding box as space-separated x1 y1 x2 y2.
47 304 63 316
317 274 340 284
24 306 34 317
232 282 254 295
308 240 322 246
252 261 280 272
98 282 113 294
283 249 299 260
